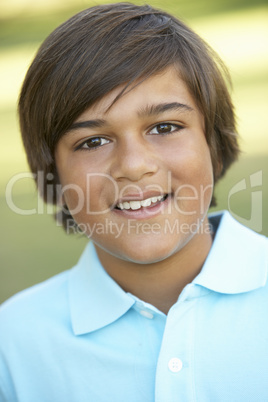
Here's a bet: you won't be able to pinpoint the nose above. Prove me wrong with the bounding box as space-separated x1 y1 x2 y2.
110 136 159 182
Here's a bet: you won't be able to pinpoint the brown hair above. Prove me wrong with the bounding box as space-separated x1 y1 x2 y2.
19 2 239 230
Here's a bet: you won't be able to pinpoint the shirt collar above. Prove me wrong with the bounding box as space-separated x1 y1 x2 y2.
193 211 268 294
68 242 135 335
68 211 268 335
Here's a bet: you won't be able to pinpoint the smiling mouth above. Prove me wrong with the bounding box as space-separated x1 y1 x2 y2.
115 194 169 211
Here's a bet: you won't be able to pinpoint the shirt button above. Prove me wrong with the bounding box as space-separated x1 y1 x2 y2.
139 310 154 319
168 358 183 372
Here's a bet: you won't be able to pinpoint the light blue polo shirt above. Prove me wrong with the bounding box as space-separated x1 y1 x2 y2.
0 211 267 401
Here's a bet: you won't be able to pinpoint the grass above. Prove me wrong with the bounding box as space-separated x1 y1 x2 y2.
0 0 267 303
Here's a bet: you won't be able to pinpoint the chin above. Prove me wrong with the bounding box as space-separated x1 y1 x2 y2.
115 240 182 265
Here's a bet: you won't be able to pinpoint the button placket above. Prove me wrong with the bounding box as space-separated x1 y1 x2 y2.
155 296 196 402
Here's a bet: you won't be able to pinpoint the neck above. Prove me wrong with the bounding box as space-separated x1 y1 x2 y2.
95 221 213 315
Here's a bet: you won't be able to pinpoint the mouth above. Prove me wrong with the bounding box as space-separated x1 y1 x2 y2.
115 194 169 211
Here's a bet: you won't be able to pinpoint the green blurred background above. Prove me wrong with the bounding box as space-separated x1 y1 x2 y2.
0 0 267 303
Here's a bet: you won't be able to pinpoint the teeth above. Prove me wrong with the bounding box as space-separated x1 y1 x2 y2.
141 198 152 207
129 201 142 210
117 195 165 210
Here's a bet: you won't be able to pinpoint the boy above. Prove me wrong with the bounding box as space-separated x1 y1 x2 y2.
0 3 267 401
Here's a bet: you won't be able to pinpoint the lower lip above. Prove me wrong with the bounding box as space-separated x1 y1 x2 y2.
113 194 171 220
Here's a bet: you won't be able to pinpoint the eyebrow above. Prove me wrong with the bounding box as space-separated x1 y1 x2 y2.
66 119 107 133
66 102 194 134
138 102 194 117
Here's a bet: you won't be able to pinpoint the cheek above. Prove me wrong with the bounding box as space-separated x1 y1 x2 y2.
61 186 86 217
56 163 87 216
61 174 119 218
169 141 213 183
169 144 214 213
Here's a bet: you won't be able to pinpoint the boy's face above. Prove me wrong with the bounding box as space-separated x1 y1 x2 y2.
55 66 214 264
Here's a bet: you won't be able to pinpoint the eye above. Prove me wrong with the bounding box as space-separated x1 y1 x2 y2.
149 123 183 135
75 137 110 151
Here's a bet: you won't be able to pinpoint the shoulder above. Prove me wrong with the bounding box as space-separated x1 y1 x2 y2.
196 211 268 294
0 269 74 400
0 242 95 340
210 210 267 240
0 269 70 340
209 210 268 256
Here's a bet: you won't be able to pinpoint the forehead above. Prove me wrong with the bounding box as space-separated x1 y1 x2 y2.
75 66 199 121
